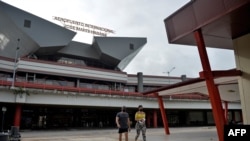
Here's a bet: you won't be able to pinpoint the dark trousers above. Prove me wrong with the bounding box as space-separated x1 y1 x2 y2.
135 122 146 141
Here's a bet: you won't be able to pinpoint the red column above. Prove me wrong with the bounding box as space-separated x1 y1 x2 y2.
194 29 226 141
153 110 158 128
146 112 151 127
14 104 22 127
155 93 170 134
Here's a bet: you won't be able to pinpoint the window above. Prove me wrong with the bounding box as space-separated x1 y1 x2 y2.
129 43 134 50
24 19 31 28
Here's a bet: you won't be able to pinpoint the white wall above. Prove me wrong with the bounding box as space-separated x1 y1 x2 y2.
234 33 250 124
0 87 241 110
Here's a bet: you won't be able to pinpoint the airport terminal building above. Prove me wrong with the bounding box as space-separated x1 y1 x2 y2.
0 1 241 130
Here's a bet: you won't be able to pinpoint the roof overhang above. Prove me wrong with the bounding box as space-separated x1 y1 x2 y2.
164 0 250 49
143 69 242 102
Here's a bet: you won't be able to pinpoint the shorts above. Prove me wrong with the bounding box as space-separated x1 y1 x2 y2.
118 128 128 133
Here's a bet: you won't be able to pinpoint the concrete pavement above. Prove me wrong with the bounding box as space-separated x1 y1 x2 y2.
20 126 218 141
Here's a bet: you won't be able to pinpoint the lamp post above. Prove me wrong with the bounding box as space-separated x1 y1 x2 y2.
1 106 7 133
11 38 20 89
167 67 175 76
167 67 175 84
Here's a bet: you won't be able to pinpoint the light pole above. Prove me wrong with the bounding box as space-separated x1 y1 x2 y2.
167 67 175 84
1 106 7 133
167 67 175 76
11 38 20 89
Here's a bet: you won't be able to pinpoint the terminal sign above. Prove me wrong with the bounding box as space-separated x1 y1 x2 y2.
53 16 115 37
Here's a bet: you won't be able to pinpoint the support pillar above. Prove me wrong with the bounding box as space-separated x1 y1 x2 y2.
153 110 158 128
137 72 143 92
76 79 80 88
14 104 22 127
155 93 170 134
146 112 151 128
194 29 225 141
233 33 250 124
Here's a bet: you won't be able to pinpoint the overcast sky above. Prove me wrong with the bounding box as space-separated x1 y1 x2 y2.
3 0 236 78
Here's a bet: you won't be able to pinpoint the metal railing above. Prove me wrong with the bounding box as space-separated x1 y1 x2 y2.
0 79 154 98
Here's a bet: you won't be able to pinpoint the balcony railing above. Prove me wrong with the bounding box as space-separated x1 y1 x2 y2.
0 79 210 101
0 79 155 98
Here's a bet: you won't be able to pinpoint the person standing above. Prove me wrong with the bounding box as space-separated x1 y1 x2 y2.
135 105 146 141
116 106 131 141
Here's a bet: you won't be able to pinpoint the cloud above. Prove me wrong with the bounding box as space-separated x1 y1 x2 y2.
3 0 236 78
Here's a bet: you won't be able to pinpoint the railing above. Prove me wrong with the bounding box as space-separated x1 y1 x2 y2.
0 79 209 100
0 80 154 98
163 93 209 100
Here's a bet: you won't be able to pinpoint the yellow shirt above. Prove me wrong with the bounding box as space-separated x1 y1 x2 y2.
135 111 146 121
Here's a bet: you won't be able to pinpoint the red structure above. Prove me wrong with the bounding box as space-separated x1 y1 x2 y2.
156 93 170 135
194 29 226 141
144 0 249 141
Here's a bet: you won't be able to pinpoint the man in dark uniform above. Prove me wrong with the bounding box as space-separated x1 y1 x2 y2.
116 106 131 141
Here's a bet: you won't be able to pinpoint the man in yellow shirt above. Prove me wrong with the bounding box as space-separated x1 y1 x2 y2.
135 105 146 141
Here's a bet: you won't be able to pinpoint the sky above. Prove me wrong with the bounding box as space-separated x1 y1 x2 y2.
2 0 236 78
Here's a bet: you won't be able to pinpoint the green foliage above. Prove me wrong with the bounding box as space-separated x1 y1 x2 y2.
12 87 30 96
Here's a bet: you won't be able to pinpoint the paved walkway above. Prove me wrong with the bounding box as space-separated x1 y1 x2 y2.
20 126 218 141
